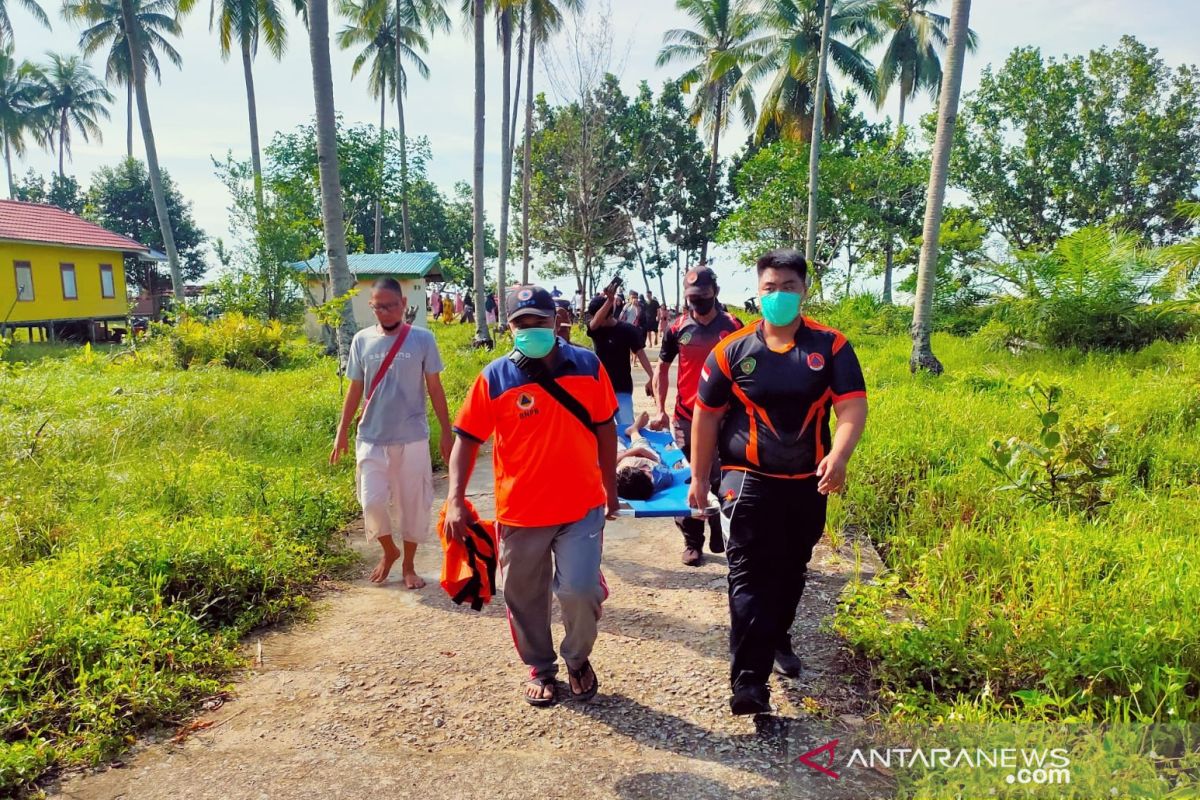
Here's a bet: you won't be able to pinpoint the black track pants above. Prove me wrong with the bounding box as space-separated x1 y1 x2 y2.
721 470 827 691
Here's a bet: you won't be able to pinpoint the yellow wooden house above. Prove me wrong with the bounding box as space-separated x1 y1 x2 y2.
1 199 148 342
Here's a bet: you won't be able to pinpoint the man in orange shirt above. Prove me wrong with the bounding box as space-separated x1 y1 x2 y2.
444 285 619 707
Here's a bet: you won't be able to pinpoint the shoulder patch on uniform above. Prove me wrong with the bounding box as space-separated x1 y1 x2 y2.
740 357 757 375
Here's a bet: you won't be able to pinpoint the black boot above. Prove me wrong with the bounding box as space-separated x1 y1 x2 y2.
773 646 802 678
730 683 771 716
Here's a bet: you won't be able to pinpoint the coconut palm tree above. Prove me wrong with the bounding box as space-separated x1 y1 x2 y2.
494 0 522 319
519 0 580 283
802 0 831 263
740 0 878 142
109 0 193 298
470 0 487 342
306 0 357 362
0 45 47 196
392 0 446 250
337 0 429 252
65 0 182 158
872 0 977 127
0 0 49 46
910 0 970 374
36 53 112 176
210 0 288 212
656 0 758 264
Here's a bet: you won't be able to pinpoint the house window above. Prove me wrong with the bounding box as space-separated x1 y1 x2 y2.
100 264 115 298
14 261 33 301
61 263 77 300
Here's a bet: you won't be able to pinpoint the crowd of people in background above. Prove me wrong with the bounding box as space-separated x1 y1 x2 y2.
426 280 679 345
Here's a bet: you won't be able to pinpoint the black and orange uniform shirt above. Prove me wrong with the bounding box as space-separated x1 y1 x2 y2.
453 341 618 528
696 318 866 479
659 309 742 424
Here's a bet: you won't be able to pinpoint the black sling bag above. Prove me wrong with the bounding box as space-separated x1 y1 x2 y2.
507 350 598 438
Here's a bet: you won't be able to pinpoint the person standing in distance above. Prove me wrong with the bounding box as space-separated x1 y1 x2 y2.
444 285 620 707
688 249 868 715
331 278 454 589
642 290 661 347
651 265 742 566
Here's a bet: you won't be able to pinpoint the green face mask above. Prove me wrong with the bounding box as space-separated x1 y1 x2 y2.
513 326 556 358
760 290 803 326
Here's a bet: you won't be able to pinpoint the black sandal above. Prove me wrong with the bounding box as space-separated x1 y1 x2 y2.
567 661 599 702
523 676 557 707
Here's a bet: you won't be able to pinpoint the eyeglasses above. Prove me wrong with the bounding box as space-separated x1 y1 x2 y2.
370 302 401 312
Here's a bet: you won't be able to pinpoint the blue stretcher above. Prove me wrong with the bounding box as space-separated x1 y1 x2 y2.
615 428 718 518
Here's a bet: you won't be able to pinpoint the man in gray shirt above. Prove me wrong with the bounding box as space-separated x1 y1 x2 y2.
331 278 453 589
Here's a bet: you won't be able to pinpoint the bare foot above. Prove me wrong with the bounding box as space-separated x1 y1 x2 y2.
369 539 401 583
402 568 425 590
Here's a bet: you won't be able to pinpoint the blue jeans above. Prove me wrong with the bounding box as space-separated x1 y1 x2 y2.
615 392 634 432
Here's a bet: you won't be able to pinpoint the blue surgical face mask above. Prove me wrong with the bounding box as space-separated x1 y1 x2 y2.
513 326 556 358
760 291 803 326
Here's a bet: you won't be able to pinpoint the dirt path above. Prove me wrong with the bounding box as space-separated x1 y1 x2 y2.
50 360 891 800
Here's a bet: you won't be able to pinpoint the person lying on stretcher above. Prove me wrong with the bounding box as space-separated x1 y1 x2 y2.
616 411 675 500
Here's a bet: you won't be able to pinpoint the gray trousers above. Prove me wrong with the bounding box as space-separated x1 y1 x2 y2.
499 505 607 680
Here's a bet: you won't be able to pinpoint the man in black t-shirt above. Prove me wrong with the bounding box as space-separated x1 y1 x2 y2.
642 291 661 346
690 249 868 716
587 287 654 433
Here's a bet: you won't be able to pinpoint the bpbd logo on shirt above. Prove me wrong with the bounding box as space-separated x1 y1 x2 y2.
517 392 539 419
807 352 825 371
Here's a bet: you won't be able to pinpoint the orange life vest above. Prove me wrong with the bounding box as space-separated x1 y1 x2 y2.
436 498 499 611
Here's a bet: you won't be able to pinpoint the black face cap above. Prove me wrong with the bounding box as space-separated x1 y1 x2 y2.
684 266 718 295
505 285 556 322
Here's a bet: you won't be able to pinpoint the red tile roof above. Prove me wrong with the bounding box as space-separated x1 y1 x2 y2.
0 199 148 253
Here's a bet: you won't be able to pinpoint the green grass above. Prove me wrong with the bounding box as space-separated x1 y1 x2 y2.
829 333 1200 727
4 320 1199 794
0 322 503 794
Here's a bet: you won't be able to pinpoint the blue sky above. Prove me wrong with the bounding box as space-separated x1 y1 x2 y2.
5 0 1199 302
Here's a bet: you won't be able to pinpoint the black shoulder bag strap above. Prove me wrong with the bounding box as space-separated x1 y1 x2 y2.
508 349 597 438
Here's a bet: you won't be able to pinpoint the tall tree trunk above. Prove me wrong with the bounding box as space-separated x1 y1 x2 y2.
240 36 265 217
496 8 512 323
471 0 488 342
126 81 133 157
699 92 722 265
910 0 971 375
897 90 906 129
804 0 833 265
521 34 534 284
883 241 894 303
307 0 357 364
4 137 13 198
395 1 411 251
121 0 184 299
374 88 384 253
58 111 66 177
510 12 524 149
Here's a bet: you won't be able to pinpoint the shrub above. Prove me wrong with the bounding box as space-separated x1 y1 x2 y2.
990 226 1196 351
981 381 1117 515
144 313 315 371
